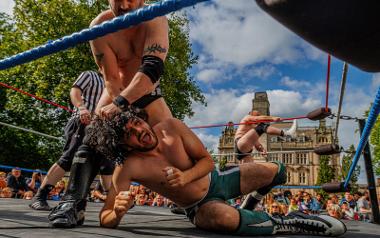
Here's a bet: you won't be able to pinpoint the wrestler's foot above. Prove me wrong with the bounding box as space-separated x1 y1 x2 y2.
29 199 51 211
240 192 263 210
48 200 86 228
271 211 346 236
284 119 297 139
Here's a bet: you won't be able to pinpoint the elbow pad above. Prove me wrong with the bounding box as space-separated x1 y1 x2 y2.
138 55 164 84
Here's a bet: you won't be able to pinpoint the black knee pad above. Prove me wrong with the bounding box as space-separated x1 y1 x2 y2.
64 145 101 201
255 123 270 136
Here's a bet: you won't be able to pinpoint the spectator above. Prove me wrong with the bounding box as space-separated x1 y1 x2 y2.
340 192 356 209
357 191 372 221
310 193 324 214
0 171 7 190
327 204 343 219
269 202 282 216
0 187 13 198
90 181 108 203
288 198 299 213
23 191 34 200
7 168 28 198
135 193 148 206
152 195 165 207
341 201 355 220
49 180 66 201
27 171 42 194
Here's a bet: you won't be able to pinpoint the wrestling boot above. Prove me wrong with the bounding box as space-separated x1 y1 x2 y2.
240 161 286 210
49 145 101 228
271 211 347 236
284 119 298 139
29 184 54 211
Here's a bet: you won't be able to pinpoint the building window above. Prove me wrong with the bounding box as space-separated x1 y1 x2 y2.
283 153 292 164
269 153 279 162
299 172 307 184
287 171 291 184
296 153 307 164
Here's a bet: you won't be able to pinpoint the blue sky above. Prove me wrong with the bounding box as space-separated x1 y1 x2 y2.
1 1 379 180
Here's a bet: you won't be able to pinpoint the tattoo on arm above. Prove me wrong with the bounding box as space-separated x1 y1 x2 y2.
95 53 104 63
144 43 167 54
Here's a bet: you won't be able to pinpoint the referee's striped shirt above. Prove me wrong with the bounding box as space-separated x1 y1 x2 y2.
72 71 104 113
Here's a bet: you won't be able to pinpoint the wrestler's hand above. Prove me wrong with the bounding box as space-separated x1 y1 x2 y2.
255 143 267 156
163 167 189 187
100 103 122 119
114 191 134 218
79 107 91 125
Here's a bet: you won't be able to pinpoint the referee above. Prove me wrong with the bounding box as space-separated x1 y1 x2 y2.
30 71 114 211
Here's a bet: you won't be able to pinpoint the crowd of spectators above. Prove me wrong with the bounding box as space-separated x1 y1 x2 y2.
0 168 376 222
228 190 374 222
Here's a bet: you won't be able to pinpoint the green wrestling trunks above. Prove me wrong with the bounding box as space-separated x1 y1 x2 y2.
184 165 241 224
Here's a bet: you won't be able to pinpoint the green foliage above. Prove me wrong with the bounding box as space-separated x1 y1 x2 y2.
219 156 227 171
369 116 380 176
340 145 360 192
0 0 205 169
316 155 336 196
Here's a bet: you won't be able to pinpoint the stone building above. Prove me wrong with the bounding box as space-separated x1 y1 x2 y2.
217 92 341 194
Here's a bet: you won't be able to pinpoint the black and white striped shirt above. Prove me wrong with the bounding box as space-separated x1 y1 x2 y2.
72 71 104 113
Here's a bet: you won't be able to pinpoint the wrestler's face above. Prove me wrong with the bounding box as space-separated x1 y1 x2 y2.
124 117 158 152
109 0 144 17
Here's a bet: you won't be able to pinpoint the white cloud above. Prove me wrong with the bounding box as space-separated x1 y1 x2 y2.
196 68 223 83
0 0 14 15
189 0 302 67
371 73 380 88
194 132 219 152
281 76 311 89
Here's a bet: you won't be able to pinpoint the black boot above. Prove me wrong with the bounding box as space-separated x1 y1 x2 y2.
29 184 54 211
48 145 101 228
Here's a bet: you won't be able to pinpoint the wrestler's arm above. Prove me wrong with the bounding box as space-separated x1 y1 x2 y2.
246 115 281 122
175 119 215 183
100 166 132 228
119 16 169 103
90 19 123 100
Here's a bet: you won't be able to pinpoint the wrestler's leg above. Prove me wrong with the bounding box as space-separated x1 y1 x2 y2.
194 200 274 235
236 129 260 153
239 162 286 210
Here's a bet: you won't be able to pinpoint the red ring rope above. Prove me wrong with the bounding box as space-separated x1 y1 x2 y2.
0 82 73 113
189 115 308 129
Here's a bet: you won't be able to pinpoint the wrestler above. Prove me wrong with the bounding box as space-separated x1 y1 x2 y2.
235 110 297 210
87 111 346 236
48 0 173 227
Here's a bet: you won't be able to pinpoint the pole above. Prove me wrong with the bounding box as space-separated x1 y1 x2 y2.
358 119 380 224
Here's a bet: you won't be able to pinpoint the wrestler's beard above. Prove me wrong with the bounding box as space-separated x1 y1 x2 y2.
130 131 158 152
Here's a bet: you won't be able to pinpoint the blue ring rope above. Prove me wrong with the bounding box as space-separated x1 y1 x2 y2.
343 86 380 188
275 185 321 189
0 0 209 70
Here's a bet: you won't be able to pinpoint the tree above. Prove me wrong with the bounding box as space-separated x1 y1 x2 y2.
0 0 205 169
369 116 380 176
340 145 360 192
316 155 335 196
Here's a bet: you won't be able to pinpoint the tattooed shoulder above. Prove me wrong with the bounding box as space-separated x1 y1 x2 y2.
144 43 167 54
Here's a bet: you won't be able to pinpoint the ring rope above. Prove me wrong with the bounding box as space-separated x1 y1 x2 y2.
189 115 308 130
211 150 315 156
0 164 47 174
0 0 208 70
0 82 73 112
0 121 63 141
344 86 380 188
334 63 348 143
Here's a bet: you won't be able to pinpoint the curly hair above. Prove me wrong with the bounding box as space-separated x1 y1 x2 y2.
83 109 147 164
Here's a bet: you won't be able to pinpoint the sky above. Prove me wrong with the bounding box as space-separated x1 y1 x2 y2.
1 1 378 181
